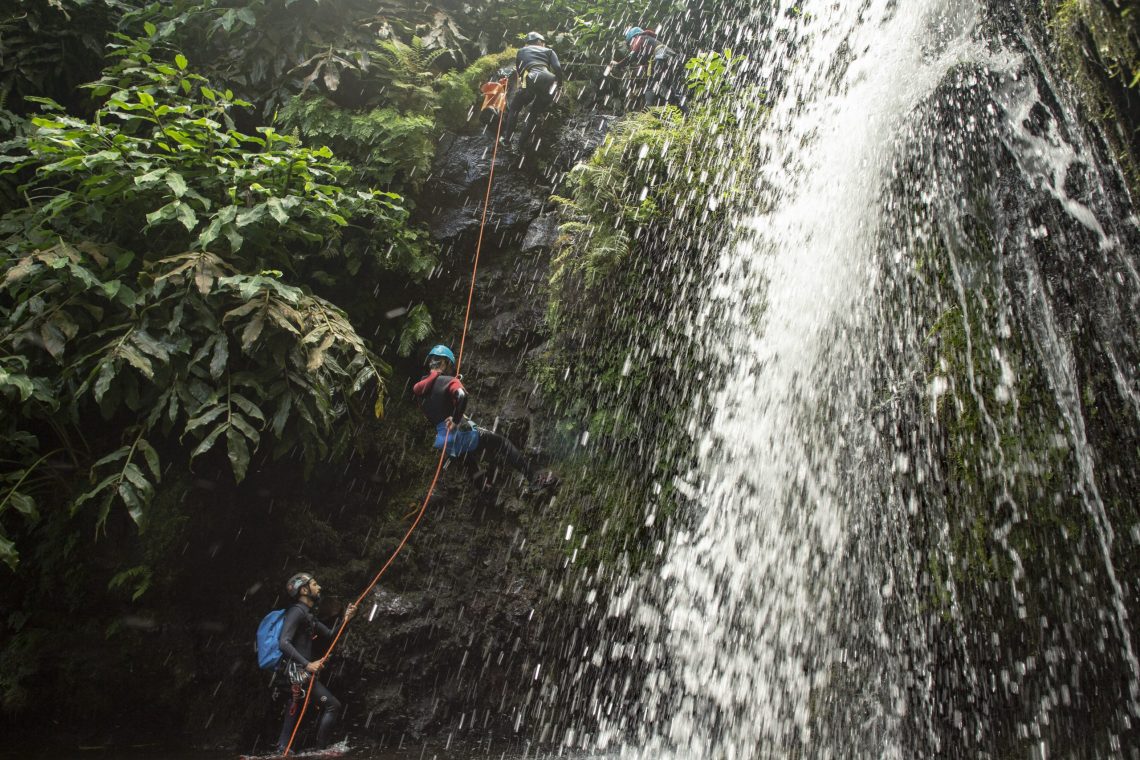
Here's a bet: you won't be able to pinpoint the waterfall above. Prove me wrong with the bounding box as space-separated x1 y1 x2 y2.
590 0 1140 756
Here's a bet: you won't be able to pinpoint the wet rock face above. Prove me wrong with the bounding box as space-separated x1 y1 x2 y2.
550 113 620 170
1007 0 1140 193
223 110 611 756
424 112 616 251
343 494 549 741
329 113 612 745
877 48 1140 756
425 134 546 248
428 134 499 198
521 214 560 253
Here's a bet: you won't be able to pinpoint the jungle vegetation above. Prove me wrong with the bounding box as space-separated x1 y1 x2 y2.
0 0 683 735
0 0 1136 750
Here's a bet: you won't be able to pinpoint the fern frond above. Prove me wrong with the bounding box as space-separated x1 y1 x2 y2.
397 303 433 356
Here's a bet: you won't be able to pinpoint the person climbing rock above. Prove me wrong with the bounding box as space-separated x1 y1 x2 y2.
413 344 558 495
607 26 683 110
275 573 356 752
500 32 563 149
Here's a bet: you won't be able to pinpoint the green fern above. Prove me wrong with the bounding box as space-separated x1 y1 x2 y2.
277 96 434 191
108 565 152 602
397 303 433 357
373 36 449 111
435 48 518 132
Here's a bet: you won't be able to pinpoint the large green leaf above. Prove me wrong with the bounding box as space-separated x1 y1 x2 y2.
117 481 145 525
0 369 36 401
189 422 227 461
136 439 162 481
6 492 38 520
0 534 17 572
226 426 250 482
184 404 226 435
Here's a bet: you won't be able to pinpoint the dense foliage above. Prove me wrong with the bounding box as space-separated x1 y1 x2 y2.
0 30 438 573
538 53 757 571
547 50 752 428
0 0 672 734
0 0 1137 751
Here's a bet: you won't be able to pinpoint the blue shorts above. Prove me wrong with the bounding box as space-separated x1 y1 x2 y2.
433 421 481 456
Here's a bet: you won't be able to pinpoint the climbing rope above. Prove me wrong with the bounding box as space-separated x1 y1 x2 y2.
456 108 505 374
282 110 507 756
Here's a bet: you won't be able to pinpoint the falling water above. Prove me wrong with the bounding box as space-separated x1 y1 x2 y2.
589 0 1140 757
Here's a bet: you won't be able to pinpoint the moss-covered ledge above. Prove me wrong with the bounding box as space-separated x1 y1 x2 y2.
1043 0 1140 194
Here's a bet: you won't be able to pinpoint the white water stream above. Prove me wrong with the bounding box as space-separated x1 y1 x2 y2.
583 0 1140 757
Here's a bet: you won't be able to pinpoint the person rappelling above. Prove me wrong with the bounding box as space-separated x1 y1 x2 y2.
499 31 563 149
272 573 356 754
413 344 558 496
607 26 683 110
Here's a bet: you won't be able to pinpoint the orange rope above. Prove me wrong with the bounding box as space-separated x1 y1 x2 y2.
282 109 507 757
456 106 504 375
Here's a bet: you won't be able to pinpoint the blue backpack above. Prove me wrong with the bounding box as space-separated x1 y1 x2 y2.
256 609 286 670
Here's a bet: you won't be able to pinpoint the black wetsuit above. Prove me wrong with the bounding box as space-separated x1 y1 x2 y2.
461 427 536 488
276 603 342 751
502 45 564 143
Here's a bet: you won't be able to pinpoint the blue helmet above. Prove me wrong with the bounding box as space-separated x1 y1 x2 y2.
624 26 643 43
427 344 456 366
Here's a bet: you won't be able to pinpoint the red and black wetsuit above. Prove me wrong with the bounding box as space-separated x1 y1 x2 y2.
413 371 535 484
413 370 478 454
613 30 681 108
413 370 468 426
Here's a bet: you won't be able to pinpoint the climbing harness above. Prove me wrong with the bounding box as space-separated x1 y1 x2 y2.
285 662 309 697
281 106 507 758
518 64 552 89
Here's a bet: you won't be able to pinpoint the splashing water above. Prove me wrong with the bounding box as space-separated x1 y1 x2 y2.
588 0 1140 757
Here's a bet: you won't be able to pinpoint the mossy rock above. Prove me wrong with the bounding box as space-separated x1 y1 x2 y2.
1046 0 1140 193
436 48 518 132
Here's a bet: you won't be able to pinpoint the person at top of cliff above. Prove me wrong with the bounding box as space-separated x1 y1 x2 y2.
413 344 558 495
275 573 356 753
607 26 683 109
500 32 564 149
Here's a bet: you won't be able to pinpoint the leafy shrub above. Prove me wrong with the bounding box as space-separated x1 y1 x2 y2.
549 104 726 319
277 97 435 193
685 48 748 101
122 0 424 115
0 35 434 567
373 36 452 112
0 0 122 118
541 59 757 507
